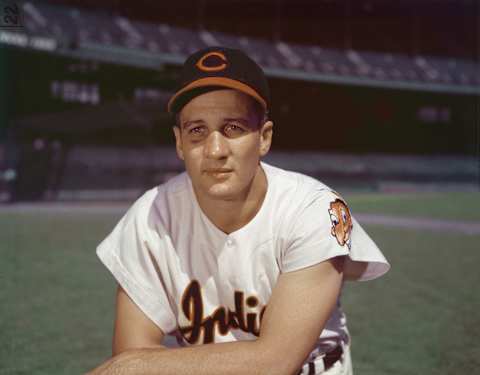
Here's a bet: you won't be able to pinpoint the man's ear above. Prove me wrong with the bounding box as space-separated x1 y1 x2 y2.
172 126 184 161
259 120 273 157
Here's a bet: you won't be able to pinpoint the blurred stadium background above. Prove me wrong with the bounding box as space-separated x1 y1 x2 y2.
1 1 479 374
0 0 478 200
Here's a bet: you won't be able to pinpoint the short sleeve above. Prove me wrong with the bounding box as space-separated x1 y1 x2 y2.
280 189 390 281
96 194 177 334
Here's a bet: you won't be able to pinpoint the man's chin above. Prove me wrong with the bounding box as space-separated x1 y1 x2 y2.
203 183 238 201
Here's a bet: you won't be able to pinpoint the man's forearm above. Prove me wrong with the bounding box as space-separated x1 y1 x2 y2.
88 339 285 375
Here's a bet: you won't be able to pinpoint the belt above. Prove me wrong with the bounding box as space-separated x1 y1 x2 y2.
298 345 344 375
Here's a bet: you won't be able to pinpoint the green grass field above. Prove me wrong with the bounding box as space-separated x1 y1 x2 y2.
1 191 479 374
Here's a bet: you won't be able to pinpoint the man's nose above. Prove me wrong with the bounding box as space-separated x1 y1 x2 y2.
204 131 229 159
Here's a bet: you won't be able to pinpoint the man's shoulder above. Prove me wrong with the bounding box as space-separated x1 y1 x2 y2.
262 161 331 198
125 171 190 219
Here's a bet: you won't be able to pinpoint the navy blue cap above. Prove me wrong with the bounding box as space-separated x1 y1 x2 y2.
168 46 270 114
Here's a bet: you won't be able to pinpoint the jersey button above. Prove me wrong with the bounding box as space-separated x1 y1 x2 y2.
226 239 233 247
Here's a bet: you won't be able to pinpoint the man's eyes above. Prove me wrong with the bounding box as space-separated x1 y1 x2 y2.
188 126 204 135
224 123 246 134
186 126 209 139
187 124 246 137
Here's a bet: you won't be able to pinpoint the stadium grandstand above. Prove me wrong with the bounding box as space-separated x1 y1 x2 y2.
0 0 478 201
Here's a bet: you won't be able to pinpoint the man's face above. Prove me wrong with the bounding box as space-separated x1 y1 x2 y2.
173 89 273 202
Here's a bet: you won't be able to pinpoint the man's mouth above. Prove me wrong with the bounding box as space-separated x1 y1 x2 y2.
204 168 233 178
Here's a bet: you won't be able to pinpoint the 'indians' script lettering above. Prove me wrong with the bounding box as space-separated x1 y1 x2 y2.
178 280 266 344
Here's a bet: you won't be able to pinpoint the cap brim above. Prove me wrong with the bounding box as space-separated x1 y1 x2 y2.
167 77 267 113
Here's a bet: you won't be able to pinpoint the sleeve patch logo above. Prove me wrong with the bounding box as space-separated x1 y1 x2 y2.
328 198 353 250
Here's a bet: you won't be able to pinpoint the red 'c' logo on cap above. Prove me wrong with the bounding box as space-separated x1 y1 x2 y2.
196 51 228 72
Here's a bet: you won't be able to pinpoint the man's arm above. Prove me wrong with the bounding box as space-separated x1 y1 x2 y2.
112 286 166 355
343 260 368 281
87 256 345 375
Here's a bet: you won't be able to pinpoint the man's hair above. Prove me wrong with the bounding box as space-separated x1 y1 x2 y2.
174 93 268 130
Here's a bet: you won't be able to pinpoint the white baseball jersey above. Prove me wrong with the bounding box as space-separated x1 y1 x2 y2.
97 161 389 357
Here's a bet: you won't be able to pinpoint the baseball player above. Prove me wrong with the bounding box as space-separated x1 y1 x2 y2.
87 47 390 375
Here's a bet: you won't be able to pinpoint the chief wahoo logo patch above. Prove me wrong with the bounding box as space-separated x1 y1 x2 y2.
328 198 353 250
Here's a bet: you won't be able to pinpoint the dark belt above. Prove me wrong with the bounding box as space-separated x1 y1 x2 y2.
298 346 344 375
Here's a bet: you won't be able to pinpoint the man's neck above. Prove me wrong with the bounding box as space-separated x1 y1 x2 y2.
194 165 268 235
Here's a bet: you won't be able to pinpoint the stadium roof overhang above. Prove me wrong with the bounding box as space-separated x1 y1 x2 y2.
1 1 478 96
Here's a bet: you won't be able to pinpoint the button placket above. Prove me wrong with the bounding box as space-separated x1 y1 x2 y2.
218 237 237 280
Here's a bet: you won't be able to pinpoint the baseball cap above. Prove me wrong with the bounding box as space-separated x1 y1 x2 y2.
167 46 270 114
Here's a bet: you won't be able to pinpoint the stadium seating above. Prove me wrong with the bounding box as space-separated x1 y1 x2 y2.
17 1 478 91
